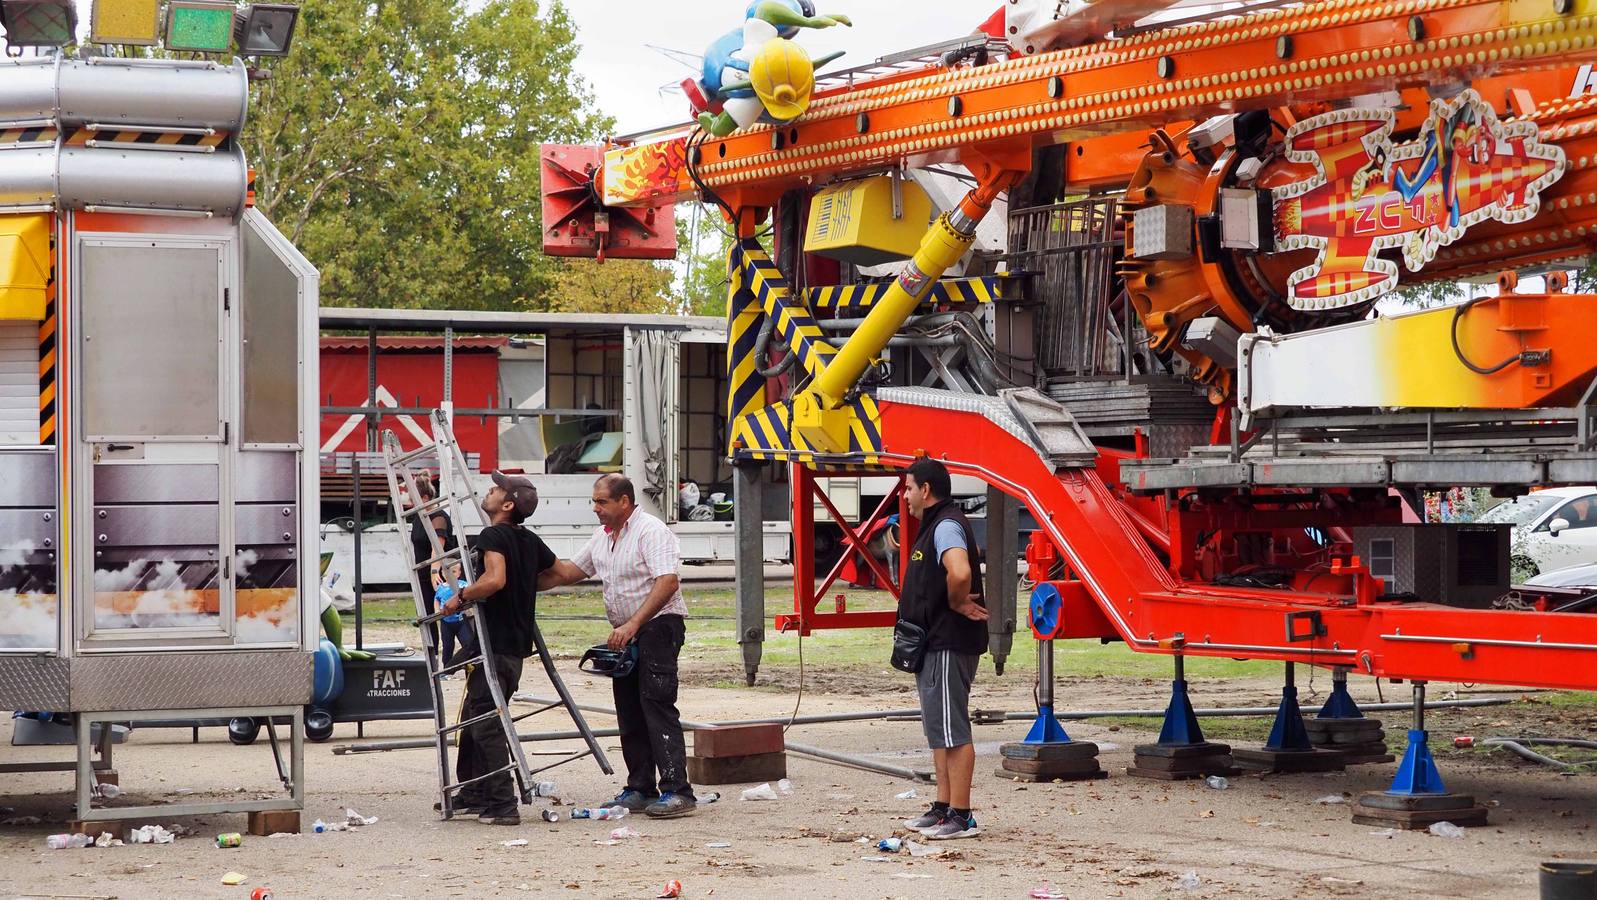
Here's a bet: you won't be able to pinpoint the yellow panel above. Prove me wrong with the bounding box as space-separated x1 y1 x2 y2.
0 213 51 321
91 0 161 45
804 175 933 266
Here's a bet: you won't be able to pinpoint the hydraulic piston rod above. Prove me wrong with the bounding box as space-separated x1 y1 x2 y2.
792 173 1013 451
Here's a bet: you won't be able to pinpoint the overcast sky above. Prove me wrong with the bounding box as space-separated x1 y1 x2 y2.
564 0 1004 136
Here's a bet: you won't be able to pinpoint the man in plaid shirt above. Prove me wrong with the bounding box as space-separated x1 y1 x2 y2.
540 473 697 819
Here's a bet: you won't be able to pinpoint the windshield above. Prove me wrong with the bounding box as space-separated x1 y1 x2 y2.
1475 493 1566 526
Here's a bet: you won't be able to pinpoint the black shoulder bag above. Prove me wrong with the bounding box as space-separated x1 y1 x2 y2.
889 616 929 673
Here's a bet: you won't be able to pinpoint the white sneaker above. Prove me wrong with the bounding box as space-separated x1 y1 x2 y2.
926 812 980 840
904 806 946 835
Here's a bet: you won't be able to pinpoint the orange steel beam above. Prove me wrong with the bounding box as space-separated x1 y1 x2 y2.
602 0 1597 208
1063 66 1595 190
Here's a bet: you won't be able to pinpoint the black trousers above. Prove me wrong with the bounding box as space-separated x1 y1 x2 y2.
612 614 693 799
456 651 524 812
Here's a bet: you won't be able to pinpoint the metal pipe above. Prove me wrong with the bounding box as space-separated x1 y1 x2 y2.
352 459 364 652
783 739 933 782
330 696 1513 755
1414 681 1426 731
1479 737 1597 769
1037 639 1054 709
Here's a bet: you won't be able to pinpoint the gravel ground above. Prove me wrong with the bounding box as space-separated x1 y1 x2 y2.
0 648 1592 899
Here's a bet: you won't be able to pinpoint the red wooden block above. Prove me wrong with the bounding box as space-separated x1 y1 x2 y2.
692 723 785 759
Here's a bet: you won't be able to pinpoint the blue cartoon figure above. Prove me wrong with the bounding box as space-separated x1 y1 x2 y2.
691 1 851 138
1393 102 1481 229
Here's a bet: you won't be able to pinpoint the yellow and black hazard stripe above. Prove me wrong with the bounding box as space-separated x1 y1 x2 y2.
740 242 836 377
38 250 56 446
0 125 58 145
806 274 1022 314
730 394 884 464
725 240 765 459
61 126 228 149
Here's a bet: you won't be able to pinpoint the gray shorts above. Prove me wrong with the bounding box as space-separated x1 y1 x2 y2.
916 650 979 750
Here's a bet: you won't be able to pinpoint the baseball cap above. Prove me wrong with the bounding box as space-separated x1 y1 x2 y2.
490 471 540 519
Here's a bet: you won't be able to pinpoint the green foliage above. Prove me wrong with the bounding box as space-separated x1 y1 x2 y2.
1392 278 1467 309
242 0 610 311
541 257 677 315
676 204 737 318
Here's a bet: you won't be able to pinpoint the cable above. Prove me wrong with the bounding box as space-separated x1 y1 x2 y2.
1451 296 1522 375
784 627 805 735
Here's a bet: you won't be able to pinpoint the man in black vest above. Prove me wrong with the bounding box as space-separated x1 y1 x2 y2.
897 458 988 840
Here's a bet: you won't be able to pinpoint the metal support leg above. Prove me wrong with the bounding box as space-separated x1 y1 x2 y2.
1156 651 1206 745
984 486 1018 675
74 716 92 819
1023 638 1071 744
1388 681 1447 795
734 461 767 686
1316 666 1365 719
1263 661 1313 751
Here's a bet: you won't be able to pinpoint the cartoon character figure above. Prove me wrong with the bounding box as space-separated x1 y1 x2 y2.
1393 103 1480 229
693 1 850 137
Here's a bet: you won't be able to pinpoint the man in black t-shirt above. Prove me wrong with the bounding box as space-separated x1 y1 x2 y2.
438 471 556 825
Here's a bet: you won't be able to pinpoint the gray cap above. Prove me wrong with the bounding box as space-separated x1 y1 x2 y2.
490 471 539 518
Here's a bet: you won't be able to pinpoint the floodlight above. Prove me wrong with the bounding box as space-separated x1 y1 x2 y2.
90 0 159 45
163 0 234 53
0 0 79 47
233 3 297 57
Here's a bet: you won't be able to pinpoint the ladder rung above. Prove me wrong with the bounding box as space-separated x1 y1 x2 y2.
388 445 441 468
443 763 518 793
397 492 468 519
439 710 501 736
417 607 474 629
434 654 483 677
414 546 465 570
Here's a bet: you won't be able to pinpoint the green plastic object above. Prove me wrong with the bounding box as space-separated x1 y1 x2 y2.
577 431 625 469
165 1 233 52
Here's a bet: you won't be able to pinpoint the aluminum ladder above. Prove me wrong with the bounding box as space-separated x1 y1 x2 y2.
381 409 612 819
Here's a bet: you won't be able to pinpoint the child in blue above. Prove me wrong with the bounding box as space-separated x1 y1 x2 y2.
432 561 468 668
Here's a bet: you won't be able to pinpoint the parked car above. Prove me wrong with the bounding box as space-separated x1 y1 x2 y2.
1475 486 1597 578
1524 562 1597 589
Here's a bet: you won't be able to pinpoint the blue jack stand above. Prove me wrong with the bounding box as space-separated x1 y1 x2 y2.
1023 702 1071 744
1234 662 1345 773
1305 667 1394 764
1351 681 1488 829
1316 667 1364 720
997 632 1104 782
1127 641 1238 780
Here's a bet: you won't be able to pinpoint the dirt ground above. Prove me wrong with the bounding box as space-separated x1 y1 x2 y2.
1 641 1594 900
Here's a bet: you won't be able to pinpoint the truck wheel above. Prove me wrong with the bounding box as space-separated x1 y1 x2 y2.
228 717 260 745
306 709 335 742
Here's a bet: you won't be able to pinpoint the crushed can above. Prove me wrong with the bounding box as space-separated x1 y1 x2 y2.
250 889 274 900
541 809 559 823
215 832 243 848
658 879 683 898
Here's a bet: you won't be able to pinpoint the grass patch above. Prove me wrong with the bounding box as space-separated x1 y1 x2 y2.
1537 691 1597 708
350 587 1281 682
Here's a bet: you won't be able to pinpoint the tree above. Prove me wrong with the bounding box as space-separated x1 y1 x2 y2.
242 0 610 311
676 205 735 318
1392 277 1467 309
542 259 677 314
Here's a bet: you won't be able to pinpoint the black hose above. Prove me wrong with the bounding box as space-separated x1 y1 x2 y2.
1451 296 1522 375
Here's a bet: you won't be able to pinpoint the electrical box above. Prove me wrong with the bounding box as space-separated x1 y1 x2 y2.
1131 203 1194 260
1350 524 1512 608
0 213 50 320
804 175 934 266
